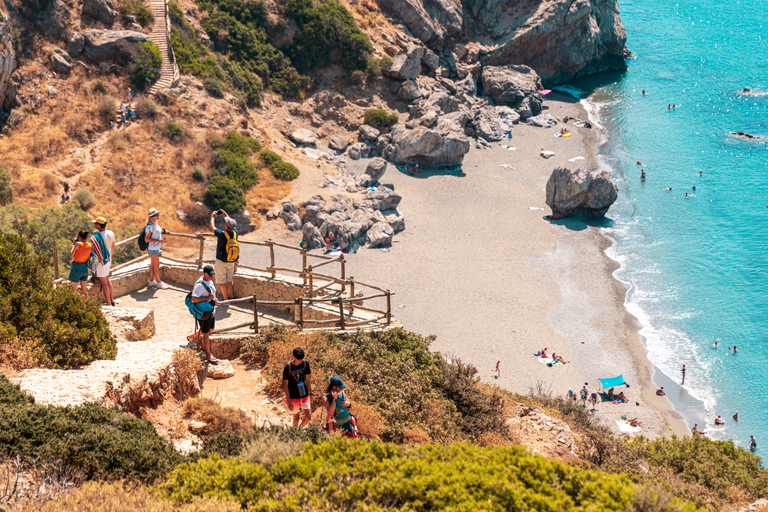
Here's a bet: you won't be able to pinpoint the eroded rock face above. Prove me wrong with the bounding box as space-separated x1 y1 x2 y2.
384 44 426 80
545 167 617 217
383 124 470 166
82 30 151 62
0 16 17 112
83 0 117 25
376 0 463 49
289 128 318 145
482 65 541 106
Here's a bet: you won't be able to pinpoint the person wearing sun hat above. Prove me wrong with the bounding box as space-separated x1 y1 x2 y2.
322 376 357 438
144 207 169 289
91 216 116 306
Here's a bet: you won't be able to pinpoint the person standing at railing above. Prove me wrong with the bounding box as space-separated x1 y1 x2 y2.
91 217 116 307
145 208 169 290
209 210 239 301
69 230 92 296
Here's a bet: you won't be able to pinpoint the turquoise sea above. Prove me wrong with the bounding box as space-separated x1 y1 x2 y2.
569 0 768 454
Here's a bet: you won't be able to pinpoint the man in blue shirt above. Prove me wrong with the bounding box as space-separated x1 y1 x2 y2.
209 210 239 300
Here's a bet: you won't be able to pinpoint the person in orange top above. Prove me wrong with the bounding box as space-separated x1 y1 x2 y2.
69 230 92 295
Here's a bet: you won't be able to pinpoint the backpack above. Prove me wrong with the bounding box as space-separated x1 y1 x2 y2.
223 230 239 262
137 224 150 251
185 279 215 320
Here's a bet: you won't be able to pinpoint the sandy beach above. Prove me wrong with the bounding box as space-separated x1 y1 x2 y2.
246 93 689 438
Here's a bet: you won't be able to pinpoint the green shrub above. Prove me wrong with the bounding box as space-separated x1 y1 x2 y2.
136 98 158 118
259 150 299 181
72 188 96 210
192 167 205 182
203 176 245 214
203 77 225 98
0 232 116 368
119 0 155 28
223 130 261 154
366 55 393 77
129 42 162 88
364 108 399 131
347 69 365 85
98 97 117 122
112 225 142 265
0 167 12 206
213 150 257 190
162 120 185 140
92 80 106 93
0 373 35 406
0 385 182 482
161 455 274 507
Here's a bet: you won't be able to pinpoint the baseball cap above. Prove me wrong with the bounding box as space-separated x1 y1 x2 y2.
93 216 107 225
203 265 215 276
225 217 237 229
329 376 346 389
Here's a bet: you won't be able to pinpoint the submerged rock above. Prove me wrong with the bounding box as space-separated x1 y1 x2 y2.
545 167 617 217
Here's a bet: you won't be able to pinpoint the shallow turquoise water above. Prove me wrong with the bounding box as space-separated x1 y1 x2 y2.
571 0 768 454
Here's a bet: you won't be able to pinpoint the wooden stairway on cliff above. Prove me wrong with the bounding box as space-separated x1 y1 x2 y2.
148 0 178 95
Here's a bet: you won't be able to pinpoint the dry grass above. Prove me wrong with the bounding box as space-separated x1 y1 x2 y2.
170 349 204 400
240 435 303 470
182 397 253 436
401 428 431 445
351 402 385 440
11 480 240 512
1 457 79 510
0 336 40 371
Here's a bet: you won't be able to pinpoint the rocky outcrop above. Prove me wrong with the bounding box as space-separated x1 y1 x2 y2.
356 158 388 188
482 65 541 106
527 113 557 128
289 128 318 145
473 105 518 141
377 0 627 85
43 0 72 39
383 124 470 166
507 405 578 459
83 0 118 25
82 30 151 62
0 16 17 112
329 135 350 151
545 167 617 217
384 44 426 80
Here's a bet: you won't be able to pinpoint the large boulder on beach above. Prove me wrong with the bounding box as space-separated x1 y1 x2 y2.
356 158 388 188
545 167 617 217
289 129 318 145
527 113 558 128
301 222 325 250
383 124 470 166
482 65 542 106
366 221 395 248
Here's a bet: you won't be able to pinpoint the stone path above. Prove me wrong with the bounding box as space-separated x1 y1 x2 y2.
149 0 178 94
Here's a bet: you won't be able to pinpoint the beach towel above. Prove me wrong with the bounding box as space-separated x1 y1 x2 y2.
503 146 517 150
528 207 545 210
615 420 642 433
500 164 512 168
568 156 585 162
599 375 627 388
536 357 562 366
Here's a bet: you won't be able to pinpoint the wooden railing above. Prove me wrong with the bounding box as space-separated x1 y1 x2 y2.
53 231 392 333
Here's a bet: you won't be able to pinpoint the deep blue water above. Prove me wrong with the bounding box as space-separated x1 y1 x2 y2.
570 0 768 455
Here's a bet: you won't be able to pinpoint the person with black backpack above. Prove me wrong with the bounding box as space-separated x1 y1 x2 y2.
209 209 239 300
185 265 218 362
283 348 312 427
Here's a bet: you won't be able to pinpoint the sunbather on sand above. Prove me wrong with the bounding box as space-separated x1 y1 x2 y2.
551 353 567 364
629 417 642 427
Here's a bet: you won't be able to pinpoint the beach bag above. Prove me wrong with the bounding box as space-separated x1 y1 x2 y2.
87 251 99 275
185 279 214 320
223 230 239 262
137 224 150 251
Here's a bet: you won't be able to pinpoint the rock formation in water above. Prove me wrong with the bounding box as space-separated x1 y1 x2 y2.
545 167 617 217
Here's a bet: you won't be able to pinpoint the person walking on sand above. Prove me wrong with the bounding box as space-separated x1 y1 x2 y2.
186 265 219 362
494 361 500 379
144 208 169 289
589 390 598 410
283 348 313 427
69 230 92 296
681 364 686 384
91 217 116 307
210 210 239 300
580 385 589 407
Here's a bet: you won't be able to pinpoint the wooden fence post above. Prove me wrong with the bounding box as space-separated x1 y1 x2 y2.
308 265 314 296
338 296 345 330
301 250 307 287
197 235 204 268
349 277 355 299
53 246 59 281
386 290 392 324
268 240 276 278
339 255 346 292
297 298 304 331
252 294 259 333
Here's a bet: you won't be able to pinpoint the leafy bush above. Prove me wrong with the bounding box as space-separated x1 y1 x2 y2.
259 150 299 181
0 373 35 406
222 130 261 154
162 120 185 141
366 55 393 77
0 233 116 368
161 455 274 507
0 383 183 482
210 131 260 190
72 188 96 210
285 0 373 73
202 77 224 98
136 98 158 118
347 69 365 85
182 397 253 436
119 0 155 28
192 167 205 181
92 80 106 93
0 167 12 205
18 480 241 511
98 97 117 122
203 176 245 214
129 42 162 88
364 108 399 131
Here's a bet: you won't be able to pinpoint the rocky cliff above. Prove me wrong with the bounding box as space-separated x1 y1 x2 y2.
0 15 16 113
376 0 627 84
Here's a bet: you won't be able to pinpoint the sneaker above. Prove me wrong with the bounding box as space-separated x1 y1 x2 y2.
148 281 157 288
156 282 169 290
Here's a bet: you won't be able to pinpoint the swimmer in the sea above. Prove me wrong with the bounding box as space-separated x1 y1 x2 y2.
642 90 647 95
667 104 671 109
685 192 690 197
641 170 646 181
636 160 642 165
743 88 751 93
672 104 677 109
665 188 672 191
699 170 702 176
692 185 696 191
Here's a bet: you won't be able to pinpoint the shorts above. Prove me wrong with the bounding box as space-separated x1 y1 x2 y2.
199 317 215 334
94 260 112 278
286 396 311 412
214 259 235 284
69 262 89 282
148 249 161 256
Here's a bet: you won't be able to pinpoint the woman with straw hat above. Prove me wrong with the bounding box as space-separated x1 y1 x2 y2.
144 208 169 289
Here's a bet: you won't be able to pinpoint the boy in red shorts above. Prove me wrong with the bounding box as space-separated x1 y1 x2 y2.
283 347 313 427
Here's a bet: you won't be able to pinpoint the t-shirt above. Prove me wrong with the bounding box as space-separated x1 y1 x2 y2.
325 390 350 425
73 242 92 263
282 360 311 399
214 228 238 262
95 230 115 265
146 223 162 251
192 277 216 315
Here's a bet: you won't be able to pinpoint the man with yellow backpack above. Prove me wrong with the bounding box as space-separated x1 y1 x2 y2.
209 209 239 300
